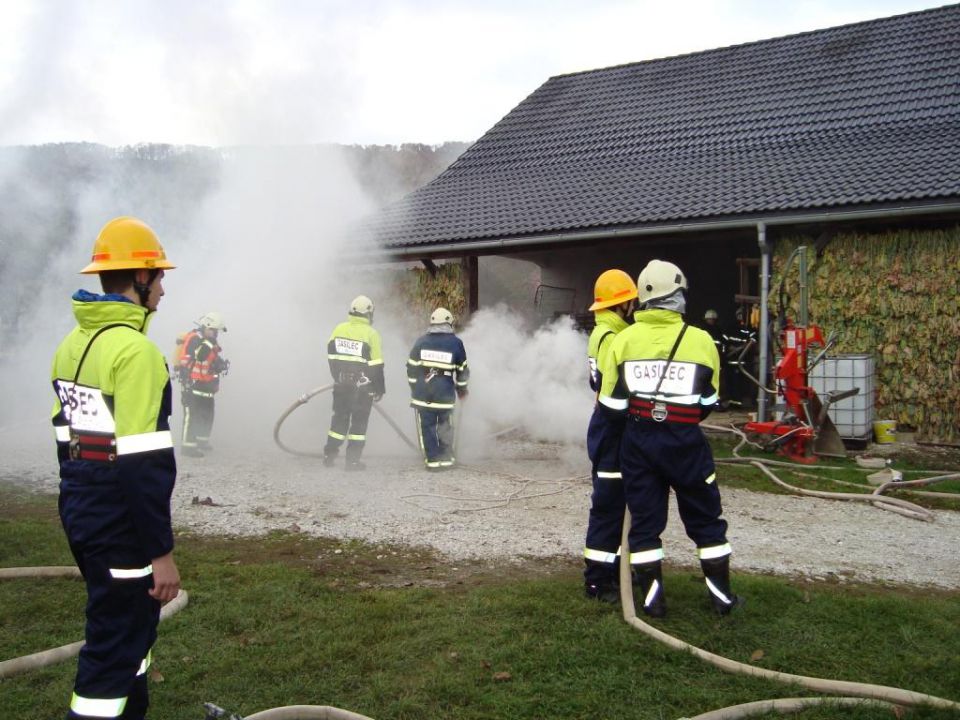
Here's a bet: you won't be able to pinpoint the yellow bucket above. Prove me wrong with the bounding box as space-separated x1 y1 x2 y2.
873 420 896 444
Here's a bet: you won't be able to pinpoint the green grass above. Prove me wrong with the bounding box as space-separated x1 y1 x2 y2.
2 482 960 720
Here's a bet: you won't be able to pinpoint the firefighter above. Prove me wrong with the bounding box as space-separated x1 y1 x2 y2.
721 307 757 409
599 259 740 617
50 216 181 719
323 295 385 471
178 312 229 457
582 269 637 602
406 307 469 470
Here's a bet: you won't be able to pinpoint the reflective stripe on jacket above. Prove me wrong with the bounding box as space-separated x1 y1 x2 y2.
406 330 468 410
598 308 720 420
50 291 176 560
327 315 385 395
587 310 628 392
187 337 226 393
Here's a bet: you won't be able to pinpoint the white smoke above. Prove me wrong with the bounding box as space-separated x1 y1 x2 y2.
457 307 593 454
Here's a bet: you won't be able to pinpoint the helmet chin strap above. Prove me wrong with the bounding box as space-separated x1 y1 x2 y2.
133 270 159 307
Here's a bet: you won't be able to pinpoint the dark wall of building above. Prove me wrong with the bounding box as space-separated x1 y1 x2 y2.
507 230 757 331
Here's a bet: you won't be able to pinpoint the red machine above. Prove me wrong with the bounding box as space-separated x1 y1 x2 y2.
744 319 855 463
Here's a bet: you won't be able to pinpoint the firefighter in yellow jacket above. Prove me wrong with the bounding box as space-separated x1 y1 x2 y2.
599 259 740 617
323 295 385 470
583 269 637 602
50 217 180 719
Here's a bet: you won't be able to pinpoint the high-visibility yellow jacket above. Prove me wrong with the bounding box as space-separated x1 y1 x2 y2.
326 314 385 395
599 308 720 424
50 291 176 561
587 309 629 393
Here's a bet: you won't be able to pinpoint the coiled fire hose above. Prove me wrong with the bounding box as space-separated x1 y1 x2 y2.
0 566 188 679
273 384 418 457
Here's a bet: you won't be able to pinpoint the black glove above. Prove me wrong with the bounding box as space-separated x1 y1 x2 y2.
456 387 469 399
371 393 383 403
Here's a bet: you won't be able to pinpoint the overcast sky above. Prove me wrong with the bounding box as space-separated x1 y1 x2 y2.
0 0 948 147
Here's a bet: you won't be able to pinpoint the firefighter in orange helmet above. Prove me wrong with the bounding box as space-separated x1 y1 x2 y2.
50 217 180 719
583 269 637 602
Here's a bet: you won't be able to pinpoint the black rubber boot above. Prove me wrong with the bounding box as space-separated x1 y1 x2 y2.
632 560 666 618
584 582 619 604
700 555 742 616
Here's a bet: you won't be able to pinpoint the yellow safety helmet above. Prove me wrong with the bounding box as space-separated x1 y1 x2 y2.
637 260 687 306
350 295 374 315
430 307 454 325
81 216 175 274
588 269 638 311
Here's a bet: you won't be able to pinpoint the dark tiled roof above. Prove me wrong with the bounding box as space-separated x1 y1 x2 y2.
369 4 960 251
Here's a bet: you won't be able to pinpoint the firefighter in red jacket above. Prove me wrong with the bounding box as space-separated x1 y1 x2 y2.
178 312 229 457
583 269 637 602
599 259 740 617
51 217 180 719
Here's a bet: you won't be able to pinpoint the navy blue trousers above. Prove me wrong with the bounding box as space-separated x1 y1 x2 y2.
61 522 159 719
619 419 727 556
325 385 374 461
414 407 454 463
583 409 626 586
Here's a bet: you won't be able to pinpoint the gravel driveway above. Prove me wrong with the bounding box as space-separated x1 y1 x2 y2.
6 428 960 590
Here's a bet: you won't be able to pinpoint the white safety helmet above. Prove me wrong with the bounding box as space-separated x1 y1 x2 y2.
430 307 454 325
350 295 374 315
704 309 718 321
637 260 688 306
198 311 227 332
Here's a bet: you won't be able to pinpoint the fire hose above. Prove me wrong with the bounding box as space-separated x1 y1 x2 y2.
617 516 960 718
0 566 188 679
273 384 418 457
705 423 960 521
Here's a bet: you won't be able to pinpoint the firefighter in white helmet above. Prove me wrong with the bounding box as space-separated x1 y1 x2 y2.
598 259 741 617
406 307 469 470
583 269 637 602
323 295 385 471
177 311 229 457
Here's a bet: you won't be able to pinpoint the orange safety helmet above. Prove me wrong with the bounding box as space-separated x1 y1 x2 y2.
588 269 638 311
81 216 176 274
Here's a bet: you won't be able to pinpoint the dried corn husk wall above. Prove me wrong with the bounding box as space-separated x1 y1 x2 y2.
774 225 960 444
391 261 467 324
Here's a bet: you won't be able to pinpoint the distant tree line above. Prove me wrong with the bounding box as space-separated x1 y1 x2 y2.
0 141 470 347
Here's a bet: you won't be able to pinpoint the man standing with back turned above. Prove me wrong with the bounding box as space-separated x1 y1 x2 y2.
323 295 385 471
583 269 637 602
406 307 469 470
598 259 740 618
51 216 181 719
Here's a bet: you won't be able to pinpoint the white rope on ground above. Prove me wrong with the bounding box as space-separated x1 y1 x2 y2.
0 567 189 679
399 469 586 518
616 516 960 717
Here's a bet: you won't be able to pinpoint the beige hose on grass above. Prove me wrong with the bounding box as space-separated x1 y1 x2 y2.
617 505 960 717
0 566 188 679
